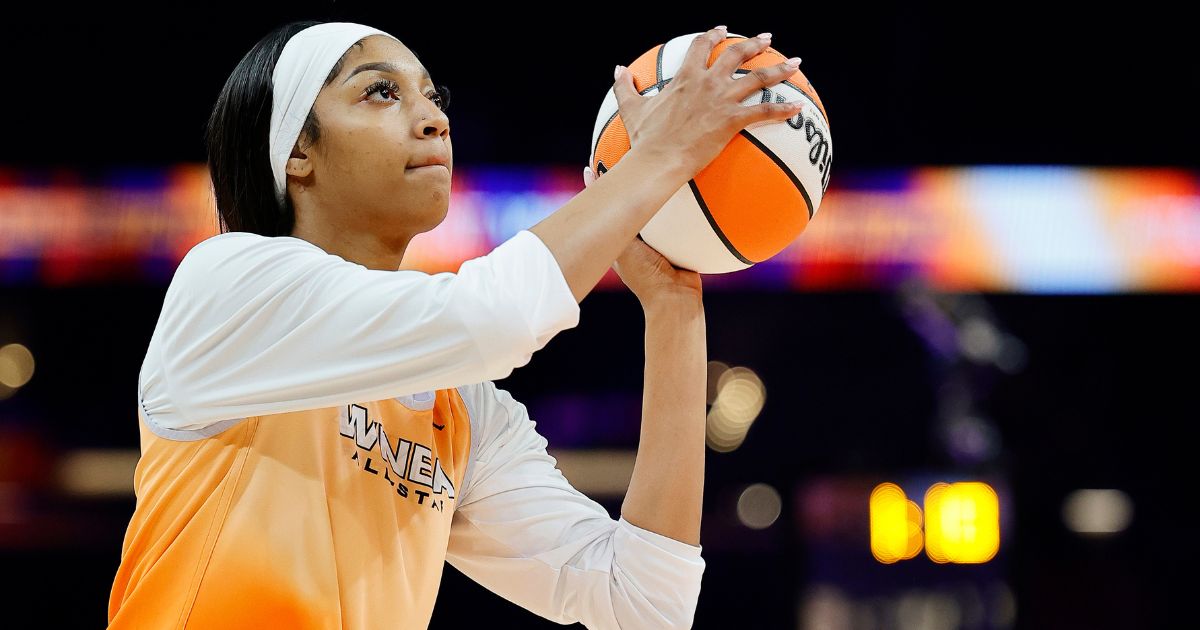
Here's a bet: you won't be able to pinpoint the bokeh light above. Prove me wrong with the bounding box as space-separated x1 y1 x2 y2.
1062 489 1134 536
705 365 766 453
736 483 782 530
870 483 924 563
924 482 1000 564
0 343 35 389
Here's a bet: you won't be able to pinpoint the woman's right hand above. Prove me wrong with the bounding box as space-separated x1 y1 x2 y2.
612 26 803 182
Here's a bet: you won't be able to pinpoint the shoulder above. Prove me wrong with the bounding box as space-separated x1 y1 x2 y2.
453 381 526 425
182 231 267 262
453 381 500 434
178 232 325 274
453 381 543 455
452 381 557 506
166 232 331 297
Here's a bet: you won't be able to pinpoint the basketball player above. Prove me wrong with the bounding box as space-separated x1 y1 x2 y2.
106 20 801 629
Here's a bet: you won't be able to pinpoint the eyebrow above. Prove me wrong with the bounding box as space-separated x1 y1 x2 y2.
342 61 432 85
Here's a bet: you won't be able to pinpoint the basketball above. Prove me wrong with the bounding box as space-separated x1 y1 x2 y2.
588 31 833 274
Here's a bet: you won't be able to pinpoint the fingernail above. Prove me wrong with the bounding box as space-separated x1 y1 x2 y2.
614 65 622 80
785 57 802 68
756 32 772 40
715 25 727 32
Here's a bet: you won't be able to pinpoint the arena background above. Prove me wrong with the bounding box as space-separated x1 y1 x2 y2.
0 3 1195 628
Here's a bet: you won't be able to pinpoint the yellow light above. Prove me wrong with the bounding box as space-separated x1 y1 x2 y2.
869 483 923 563
924 482 1000 564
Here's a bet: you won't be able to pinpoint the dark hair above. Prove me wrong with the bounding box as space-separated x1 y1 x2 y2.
204 20 361 236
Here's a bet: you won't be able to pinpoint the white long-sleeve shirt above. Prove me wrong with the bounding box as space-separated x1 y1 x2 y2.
450 380 706 628
108 228 705 630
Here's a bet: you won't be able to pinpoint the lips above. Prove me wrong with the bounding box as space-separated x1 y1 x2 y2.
407 155 450 170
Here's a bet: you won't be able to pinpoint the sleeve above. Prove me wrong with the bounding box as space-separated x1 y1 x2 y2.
138 229 580 433
446 380 706 630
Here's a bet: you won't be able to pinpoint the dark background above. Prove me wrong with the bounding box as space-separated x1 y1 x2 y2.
1 2 1196 628
4 4 1193 168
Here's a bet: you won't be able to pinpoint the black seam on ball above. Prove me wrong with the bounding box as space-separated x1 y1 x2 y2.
738 130 815 220
688 179 754 265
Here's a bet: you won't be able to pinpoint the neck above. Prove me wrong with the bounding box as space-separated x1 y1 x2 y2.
289 205 413 271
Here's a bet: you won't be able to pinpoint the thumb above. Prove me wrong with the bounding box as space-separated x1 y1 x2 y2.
612 65 638 111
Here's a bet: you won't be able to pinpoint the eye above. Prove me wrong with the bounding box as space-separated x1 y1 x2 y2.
364 78 401 101
427 84 451 113
365 79 450 113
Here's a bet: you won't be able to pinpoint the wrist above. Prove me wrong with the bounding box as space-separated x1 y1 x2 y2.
625 145 693 184
642 293 704 319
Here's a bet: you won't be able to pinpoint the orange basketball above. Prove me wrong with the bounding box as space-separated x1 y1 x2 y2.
589 31 833 274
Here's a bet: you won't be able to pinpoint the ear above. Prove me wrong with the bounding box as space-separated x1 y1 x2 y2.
286 144 314 178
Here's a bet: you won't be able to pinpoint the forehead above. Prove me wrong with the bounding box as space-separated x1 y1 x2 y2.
338 34 429 82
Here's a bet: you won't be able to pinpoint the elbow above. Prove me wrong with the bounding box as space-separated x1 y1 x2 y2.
609 549 700 628
447 270 539 380
604 579 700 630
534 518 704 630
597 520 704 630
450 233 581 379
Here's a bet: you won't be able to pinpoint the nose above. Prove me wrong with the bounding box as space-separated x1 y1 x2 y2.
415 101 449 139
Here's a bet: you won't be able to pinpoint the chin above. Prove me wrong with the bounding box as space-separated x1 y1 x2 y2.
414 204 450 235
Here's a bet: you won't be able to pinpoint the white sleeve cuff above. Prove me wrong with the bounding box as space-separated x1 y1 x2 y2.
457 229 580 378
614 516 705 627
517 229 581 349
618 516 705 560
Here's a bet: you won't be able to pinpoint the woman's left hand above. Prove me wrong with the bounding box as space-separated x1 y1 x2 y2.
584 166 703 306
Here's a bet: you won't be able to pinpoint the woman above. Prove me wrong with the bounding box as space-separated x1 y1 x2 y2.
106 20 801 630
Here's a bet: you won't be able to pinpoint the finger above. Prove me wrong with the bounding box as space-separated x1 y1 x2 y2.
735 98 805 129
730 57 804 102
612 64 640 114
583 165 595 188
710 33 775 81
678 26 729 79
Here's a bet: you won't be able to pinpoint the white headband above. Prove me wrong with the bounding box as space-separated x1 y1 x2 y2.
269 22 399 206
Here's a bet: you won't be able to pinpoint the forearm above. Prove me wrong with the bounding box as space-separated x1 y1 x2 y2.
528 147 689 303
621 298 707 546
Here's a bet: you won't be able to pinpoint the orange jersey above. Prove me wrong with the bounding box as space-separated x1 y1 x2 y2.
109 391 469 629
